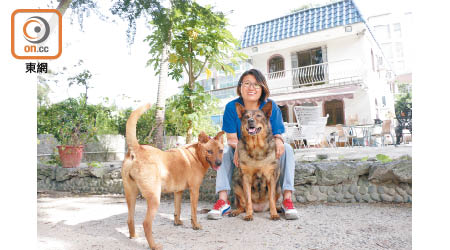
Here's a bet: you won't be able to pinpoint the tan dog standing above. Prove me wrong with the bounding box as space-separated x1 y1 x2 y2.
122 104 225 250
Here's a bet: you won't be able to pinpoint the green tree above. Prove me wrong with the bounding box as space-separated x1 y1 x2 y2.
395 92 412 118
38 96 119 145
164 82 220 138
115 105 159 145
112 0 182 149
37 76 51 108
68 69 93 101
146 1 246 143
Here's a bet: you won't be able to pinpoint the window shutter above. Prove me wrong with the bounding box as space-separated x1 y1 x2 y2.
322 45 328 62
291 52 298 69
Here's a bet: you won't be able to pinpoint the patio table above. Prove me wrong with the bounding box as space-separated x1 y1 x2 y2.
343 124 377 146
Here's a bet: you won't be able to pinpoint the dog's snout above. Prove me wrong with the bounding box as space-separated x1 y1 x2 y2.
248 117 254 122
248 118 255 127
215 160 222 166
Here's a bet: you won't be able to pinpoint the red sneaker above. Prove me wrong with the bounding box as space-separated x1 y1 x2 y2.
207 199 231 220
281 198 298 220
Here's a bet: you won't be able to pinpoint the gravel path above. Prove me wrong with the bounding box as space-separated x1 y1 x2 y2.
38 193 411 250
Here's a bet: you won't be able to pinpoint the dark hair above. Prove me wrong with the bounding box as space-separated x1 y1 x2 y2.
237 68 270 102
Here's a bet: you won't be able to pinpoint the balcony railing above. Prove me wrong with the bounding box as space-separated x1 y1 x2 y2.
267 59 364 95
208 59 364 99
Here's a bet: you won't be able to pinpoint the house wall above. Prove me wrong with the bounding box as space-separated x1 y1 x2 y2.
359 29 396 121
243 23 368 91
246 28 378 124
345 88 372 124
234 22 395 125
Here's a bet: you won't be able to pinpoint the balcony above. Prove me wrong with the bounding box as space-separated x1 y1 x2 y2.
208 59 364 100
267 59 364 95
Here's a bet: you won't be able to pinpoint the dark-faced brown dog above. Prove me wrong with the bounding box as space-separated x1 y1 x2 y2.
121 104 225 250
230 101 281 221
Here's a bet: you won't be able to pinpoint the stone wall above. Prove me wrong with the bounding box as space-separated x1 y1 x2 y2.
290 156 412 203
37 155 412 203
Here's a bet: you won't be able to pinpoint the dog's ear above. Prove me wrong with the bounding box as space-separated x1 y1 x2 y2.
235 102 246 119
198 131 209 144
214 131 225 143
261 101 273 118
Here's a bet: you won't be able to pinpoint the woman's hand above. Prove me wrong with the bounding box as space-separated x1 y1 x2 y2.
233 149 239 167
275 138 285 159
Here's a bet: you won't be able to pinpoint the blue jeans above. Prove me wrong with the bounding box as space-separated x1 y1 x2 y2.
215 143 295 194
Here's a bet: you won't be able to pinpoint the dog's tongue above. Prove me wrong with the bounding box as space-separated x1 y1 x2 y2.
249 128 256 134
212 165 220 171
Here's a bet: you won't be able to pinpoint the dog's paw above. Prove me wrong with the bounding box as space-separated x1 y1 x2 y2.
192 224 202 230
244 214 253 221
151 243 163 250
174 219 183 226
229 210 241 217
270 214 281 220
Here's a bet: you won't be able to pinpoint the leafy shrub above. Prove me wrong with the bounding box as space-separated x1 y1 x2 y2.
115 105 158 145
164 82 220 138
37 96 117 145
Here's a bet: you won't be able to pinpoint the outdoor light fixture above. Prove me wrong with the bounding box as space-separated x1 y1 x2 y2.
252 47 258 52
345 25 352 32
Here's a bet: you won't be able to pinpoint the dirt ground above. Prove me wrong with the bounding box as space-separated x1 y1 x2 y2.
37 192 411 250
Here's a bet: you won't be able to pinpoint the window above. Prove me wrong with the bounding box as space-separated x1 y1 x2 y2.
279 105 288 123
394 42 404 58
228 63 240 71
324 100 344 125
382 96 386 107
374 25 391 40
200 78 213 91
268 55 285 79
211 115 223 126
393 23 402 38
297 48 323 67
294 47 324 85
268 56 284 73
381 43 393 59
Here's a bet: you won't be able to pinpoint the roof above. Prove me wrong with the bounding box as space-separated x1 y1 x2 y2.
241 0 364 48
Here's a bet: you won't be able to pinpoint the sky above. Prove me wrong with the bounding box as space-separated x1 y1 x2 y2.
9 0 412 109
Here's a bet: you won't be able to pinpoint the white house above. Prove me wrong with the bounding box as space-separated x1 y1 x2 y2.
366 10 413 94
203 0 395 128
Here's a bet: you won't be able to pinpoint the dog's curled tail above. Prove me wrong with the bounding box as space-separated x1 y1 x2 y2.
126 103 151 152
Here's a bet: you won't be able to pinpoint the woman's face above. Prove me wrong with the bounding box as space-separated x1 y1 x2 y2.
240 74 262 103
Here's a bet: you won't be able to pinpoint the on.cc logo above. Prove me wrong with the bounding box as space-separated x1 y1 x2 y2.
23 16 50 44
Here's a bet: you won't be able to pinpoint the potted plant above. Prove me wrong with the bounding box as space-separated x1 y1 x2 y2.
52 97 97 168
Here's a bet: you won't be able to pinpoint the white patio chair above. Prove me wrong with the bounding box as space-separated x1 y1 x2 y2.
308 114 331 147
283 123 317 148
283 123 302 149
348 126 365 146
335 124 350 147
370 120 395 146
293 106 322 125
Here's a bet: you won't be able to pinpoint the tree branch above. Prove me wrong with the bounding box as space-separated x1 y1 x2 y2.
194 56 210 81
183 62 188 75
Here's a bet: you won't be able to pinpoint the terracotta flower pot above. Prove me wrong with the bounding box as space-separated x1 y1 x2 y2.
57 145 84 168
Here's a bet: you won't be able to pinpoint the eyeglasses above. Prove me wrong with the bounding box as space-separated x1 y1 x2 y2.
241 81 261 89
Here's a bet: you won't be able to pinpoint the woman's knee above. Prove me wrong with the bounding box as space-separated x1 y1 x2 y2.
284 143 294 155
218 145 235 171
223 145 235 158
